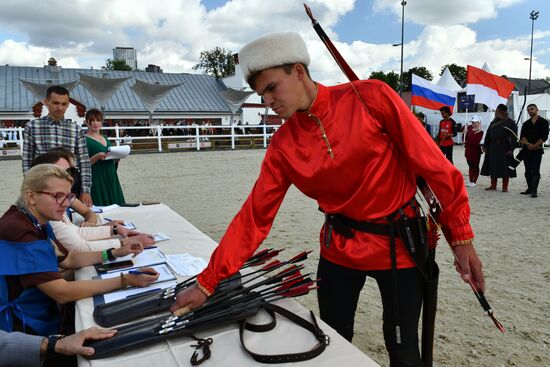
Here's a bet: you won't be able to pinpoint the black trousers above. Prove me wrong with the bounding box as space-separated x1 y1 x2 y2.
523 151 543 181
466 159 480 183
440 145 453 163
317 257 424 367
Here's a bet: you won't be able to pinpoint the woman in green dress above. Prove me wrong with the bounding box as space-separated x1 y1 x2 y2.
84 109 125 205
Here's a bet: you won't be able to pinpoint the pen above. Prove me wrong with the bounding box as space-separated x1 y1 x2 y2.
129 270 158 276
104 218 125 222
125 288 160 299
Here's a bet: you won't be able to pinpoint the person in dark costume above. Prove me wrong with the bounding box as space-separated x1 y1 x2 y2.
481 104 517 192
519 103 549 198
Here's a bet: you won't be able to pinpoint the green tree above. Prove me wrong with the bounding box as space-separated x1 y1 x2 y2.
104 58 133 71
440 63 467 85
193 47 235 79
369 70 399 91
402 66 433 91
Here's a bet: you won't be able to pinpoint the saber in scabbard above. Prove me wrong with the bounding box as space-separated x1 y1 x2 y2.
303 0 504 339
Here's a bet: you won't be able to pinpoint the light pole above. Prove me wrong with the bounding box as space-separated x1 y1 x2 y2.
528 10 539 95
398 0 406 96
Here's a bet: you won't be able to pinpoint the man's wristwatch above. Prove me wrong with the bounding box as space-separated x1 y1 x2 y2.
47 334 65 355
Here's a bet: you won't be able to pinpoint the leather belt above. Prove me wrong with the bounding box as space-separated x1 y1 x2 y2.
239 303 329 363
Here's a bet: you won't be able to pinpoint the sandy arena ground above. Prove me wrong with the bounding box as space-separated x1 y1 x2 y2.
1 146 548 366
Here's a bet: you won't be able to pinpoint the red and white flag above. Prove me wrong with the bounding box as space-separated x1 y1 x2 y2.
466 65 515 109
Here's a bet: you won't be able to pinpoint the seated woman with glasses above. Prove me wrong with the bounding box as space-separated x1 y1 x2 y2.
32 147 98 226
0 164 159 342
30 149 155 252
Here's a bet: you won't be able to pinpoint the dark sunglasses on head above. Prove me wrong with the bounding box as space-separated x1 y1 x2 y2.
66 167 79 178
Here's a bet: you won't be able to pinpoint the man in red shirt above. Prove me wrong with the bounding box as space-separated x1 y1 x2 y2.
438 106 457 163
172 32 485 366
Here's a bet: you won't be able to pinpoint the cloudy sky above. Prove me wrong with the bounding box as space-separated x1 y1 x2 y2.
0 0 548 85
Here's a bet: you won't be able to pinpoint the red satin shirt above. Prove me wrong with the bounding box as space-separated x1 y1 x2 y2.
198 80 473 293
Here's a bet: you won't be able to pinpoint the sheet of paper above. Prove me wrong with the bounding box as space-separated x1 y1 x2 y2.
104 248 167 270
99 263 176 284
105 145 131 160
166 254 207 276
153 232 170 242
121 221 137 230
102 280 177 304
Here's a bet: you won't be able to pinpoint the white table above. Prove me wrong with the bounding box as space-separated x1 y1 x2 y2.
75 204 379 366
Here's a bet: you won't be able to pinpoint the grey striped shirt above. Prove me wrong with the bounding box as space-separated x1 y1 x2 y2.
22 116 92 193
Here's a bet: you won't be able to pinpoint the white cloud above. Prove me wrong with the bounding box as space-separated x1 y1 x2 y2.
373 0 522 26
140 41 196 72
405 26 550 79
0 40 51 67
0 0 547 86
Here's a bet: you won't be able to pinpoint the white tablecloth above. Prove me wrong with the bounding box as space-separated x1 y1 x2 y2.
75 203 379 366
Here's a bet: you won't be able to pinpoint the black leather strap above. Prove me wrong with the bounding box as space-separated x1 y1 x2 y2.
239 303 329 364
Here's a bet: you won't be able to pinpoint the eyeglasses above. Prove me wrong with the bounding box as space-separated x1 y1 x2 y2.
35 191 77 205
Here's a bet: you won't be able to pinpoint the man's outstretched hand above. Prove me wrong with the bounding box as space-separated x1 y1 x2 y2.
169 284 208 315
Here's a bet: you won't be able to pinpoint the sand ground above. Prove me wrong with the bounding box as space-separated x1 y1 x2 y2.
1 146 548 366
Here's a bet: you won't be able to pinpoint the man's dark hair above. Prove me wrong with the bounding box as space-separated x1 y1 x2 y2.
439 106 451 115
527 103 538 109
30 147 75 168
85 108 103 122
416 112 425 119
46 85 70 99
496 104 508 112
247 63 311 90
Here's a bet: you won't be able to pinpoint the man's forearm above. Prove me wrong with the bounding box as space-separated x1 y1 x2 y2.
21 129 33 174
79 162 92 193
76 131 92 193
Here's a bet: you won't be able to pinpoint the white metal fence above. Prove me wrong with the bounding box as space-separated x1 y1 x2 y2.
0 124 279 156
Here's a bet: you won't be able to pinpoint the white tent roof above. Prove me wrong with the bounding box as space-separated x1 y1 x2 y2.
437 67 463 92
130 79 182 114
19 79 79 106
219 88 255 114
78 74 130 108
482 62 491 72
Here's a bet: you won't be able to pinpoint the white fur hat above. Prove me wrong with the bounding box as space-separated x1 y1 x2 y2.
239 32 310 83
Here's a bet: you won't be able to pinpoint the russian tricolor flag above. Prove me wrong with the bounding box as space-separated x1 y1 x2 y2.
411 74 457 112
466 65 515 109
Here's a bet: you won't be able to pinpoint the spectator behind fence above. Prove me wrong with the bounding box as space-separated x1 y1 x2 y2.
0 164 159 366
22 85 93 206
84 108 126 206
